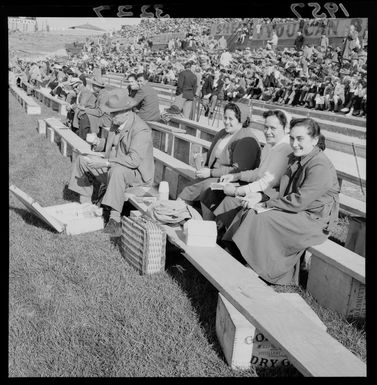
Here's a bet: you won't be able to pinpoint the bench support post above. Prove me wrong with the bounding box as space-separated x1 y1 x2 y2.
60 138 68 157
38 120 46 135
60 104 68 116
46 126 55 143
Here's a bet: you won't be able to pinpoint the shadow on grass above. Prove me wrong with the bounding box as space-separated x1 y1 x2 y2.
164 241 226 358
62 183 78 202
9 206 58 233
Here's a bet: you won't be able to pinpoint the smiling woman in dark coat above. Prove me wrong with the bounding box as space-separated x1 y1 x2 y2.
178 103 261 214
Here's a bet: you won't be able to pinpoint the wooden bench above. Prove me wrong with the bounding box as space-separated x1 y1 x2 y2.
42 118 91 160
33 88 69 116
10 85 41 115
307 239 365 319
147 120 186 154
153 148 196 199
338 193 366 218
127 194 365 376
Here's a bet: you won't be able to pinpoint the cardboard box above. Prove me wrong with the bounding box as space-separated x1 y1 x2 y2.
216 293 327 370
183 219 217 247
9 185 104 235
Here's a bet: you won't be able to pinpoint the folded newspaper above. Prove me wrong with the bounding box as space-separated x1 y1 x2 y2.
210 182 240 190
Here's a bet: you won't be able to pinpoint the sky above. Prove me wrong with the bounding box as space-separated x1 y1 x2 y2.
36 18 141 32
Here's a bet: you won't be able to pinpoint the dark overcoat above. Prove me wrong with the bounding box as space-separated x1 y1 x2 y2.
223 147 340 285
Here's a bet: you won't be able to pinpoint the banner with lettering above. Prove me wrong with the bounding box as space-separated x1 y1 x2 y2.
211 18 367 41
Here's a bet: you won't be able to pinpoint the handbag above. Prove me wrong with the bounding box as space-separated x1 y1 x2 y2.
120 215 166 275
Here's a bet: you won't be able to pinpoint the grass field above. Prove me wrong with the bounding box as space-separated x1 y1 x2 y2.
9 30 88 60
9 91 366 377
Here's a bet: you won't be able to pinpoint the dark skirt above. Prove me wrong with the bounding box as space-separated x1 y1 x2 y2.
223 208 328 285
178 177 219 202
213 196 243 231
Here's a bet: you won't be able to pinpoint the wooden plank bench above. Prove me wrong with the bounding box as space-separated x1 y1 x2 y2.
33 88 68 116
10 85 41 115
338 193 366 218
127 195 366 376
307 240 365 319
153 148 196 199
43 118 91 160
147 121 186 154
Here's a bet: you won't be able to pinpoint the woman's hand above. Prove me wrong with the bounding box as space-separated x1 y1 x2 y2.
223 184 237 196
195 167 211 179
235 185 248 197
220 173 239 183
239 192 263 209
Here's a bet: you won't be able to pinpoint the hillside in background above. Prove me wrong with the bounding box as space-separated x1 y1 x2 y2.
9 31 90 60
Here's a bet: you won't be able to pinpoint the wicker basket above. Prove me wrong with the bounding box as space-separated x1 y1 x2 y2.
121 215 166 275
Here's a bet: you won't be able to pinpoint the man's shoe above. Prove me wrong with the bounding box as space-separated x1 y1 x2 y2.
103 219 122 237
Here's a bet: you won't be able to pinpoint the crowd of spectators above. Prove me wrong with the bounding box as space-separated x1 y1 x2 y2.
10 18 367 119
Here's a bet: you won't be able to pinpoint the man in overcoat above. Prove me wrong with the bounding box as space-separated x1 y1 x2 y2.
68 88 155 236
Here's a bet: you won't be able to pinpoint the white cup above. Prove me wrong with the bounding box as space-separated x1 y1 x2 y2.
158 181 169 201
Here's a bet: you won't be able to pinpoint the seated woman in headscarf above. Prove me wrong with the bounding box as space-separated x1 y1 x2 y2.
178 102 261 214
212 109 292 228
221 118 340 286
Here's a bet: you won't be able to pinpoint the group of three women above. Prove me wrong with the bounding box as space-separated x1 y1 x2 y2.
178 102 340 285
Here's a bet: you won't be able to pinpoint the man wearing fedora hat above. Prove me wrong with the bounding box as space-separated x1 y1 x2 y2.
77 76 112 140
68 88 155 237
